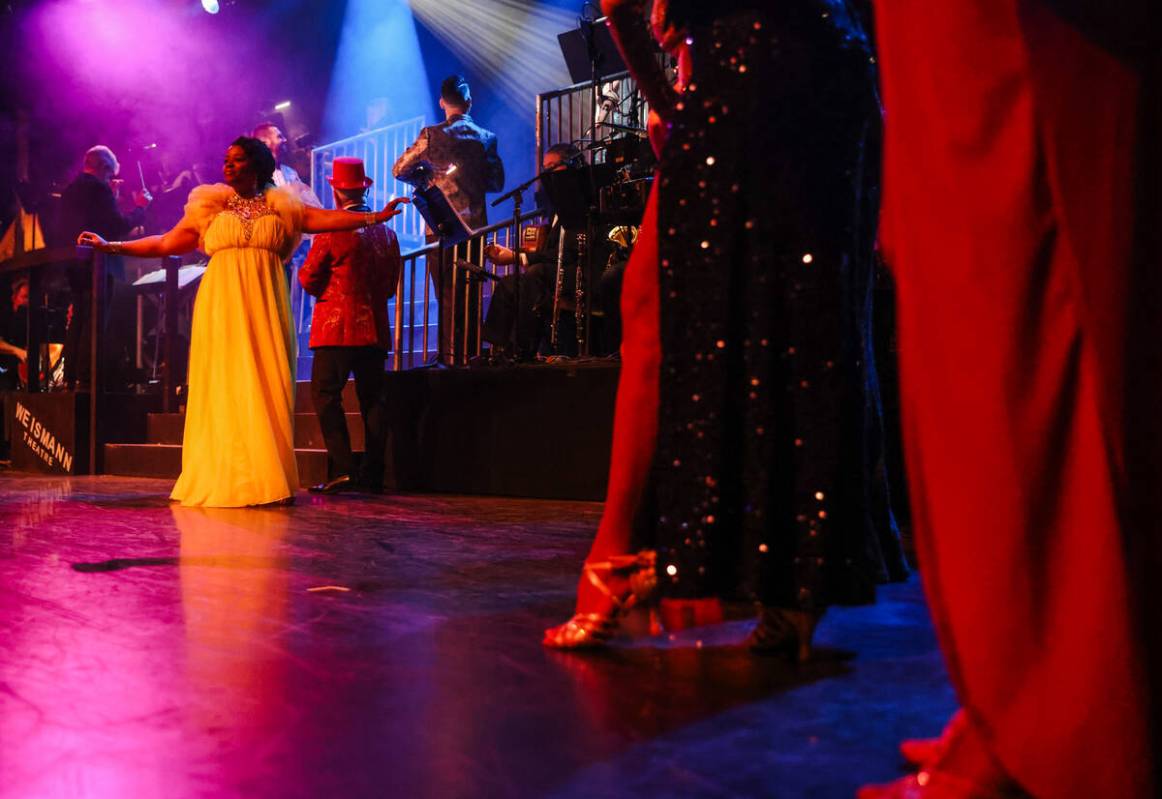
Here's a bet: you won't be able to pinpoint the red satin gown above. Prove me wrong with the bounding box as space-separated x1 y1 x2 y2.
875 3 1161 796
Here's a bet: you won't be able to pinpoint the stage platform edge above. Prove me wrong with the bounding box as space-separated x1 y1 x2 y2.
92 361 620 501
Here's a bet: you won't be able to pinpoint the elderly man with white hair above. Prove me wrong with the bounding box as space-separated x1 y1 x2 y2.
57 144 151 389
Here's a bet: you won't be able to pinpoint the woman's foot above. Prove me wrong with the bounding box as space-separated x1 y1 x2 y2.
856 771 1025 799
746 606 824 662
859 709 1025 798
543 550 658 649
900 710 967 768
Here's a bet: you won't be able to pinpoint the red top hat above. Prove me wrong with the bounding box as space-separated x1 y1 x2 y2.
328 157 374 190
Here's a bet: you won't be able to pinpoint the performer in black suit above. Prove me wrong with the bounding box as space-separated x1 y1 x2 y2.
57 146 150 248
393 75 505 364
58 145 150 389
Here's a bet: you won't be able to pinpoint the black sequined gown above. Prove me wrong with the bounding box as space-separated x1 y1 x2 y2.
651 0 906 609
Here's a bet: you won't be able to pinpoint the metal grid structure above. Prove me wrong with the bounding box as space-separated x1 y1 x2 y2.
310 116 428 247
299 67 660 372
390 212 545 371
306 116 431 372
535 70 647 168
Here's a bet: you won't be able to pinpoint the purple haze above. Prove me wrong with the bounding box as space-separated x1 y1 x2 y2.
15 0 331 192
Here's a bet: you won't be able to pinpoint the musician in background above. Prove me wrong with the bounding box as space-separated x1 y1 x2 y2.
0 275 29 391
592 224 637 354
393 75 505 364
252 122 322 208
0 275 30 463
58 145 150 245
481 143 582 360
58 145 150 389
148 155 212 233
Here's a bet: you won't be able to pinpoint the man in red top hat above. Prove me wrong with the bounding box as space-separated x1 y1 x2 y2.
299 157 402 494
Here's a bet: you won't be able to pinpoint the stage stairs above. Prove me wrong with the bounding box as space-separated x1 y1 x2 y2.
103 381 359 486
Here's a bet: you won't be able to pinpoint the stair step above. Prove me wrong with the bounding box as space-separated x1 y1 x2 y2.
147 412 365 449
103 443 182 478
294 380 359 410
103 443 356 485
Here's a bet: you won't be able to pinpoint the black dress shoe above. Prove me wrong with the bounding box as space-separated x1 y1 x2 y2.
309 475 354 494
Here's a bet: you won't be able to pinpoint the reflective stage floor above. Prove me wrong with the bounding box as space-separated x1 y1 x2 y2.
0 475 956 798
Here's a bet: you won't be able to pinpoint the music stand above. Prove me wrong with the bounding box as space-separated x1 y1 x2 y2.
411 183 473 247
404 165 476 366
558 17 626 85
559 15 628 181
540 165 615 230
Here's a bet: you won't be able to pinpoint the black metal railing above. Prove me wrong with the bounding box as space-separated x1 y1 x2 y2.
390 210 543 369
0 247 188 472
536 70 648 167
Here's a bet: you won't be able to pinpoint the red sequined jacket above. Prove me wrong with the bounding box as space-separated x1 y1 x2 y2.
299 207 401 350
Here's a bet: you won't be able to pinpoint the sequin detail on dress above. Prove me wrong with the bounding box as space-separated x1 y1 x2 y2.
650 1 906 609
225 194 276 245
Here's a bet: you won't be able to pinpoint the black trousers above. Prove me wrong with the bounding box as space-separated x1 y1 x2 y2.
430 239 482 364
310 346 388 485
63 264 132 389
481 262 551 358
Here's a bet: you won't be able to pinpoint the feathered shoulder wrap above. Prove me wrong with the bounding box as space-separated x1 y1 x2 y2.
180 183 304 260
264 184 305 260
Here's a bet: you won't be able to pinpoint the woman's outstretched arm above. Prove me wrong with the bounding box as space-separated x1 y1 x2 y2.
302 197 410 234
77 224 199 257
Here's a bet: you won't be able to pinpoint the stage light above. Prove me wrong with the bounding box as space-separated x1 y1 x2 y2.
407 0 574 112
201 0 219 14
274 100 292 111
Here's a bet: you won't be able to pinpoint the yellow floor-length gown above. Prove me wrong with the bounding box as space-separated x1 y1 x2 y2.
170 184 303 507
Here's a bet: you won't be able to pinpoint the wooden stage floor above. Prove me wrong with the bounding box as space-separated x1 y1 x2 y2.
0 474 956 798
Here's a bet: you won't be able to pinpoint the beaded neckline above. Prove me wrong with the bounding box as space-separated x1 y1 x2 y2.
224 193 275 244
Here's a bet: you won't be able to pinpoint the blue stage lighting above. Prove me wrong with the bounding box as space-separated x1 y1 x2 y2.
324 0 434 141
201 0 219 14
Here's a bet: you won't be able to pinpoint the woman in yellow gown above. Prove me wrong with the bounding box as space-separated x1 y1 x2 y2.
78 137 408 507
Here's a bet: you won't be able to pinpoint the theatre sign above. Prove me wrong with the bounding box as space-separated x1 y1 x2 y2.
11 395 82 474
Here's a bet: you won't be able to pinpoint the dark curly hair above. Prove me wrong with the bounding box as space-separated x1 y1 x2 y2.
229 136 277 191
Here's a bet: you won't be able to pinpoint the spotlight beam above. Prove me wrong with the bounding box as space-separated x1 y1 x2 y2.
407 0 574 111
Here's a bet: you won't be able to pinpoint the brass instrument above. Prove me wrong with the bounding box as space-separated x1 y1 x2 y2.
607 225 638 250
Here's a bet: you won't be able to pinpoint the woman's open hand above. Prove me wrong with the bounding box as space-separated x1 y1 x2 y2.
76 231 110 251
378 196 411 222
